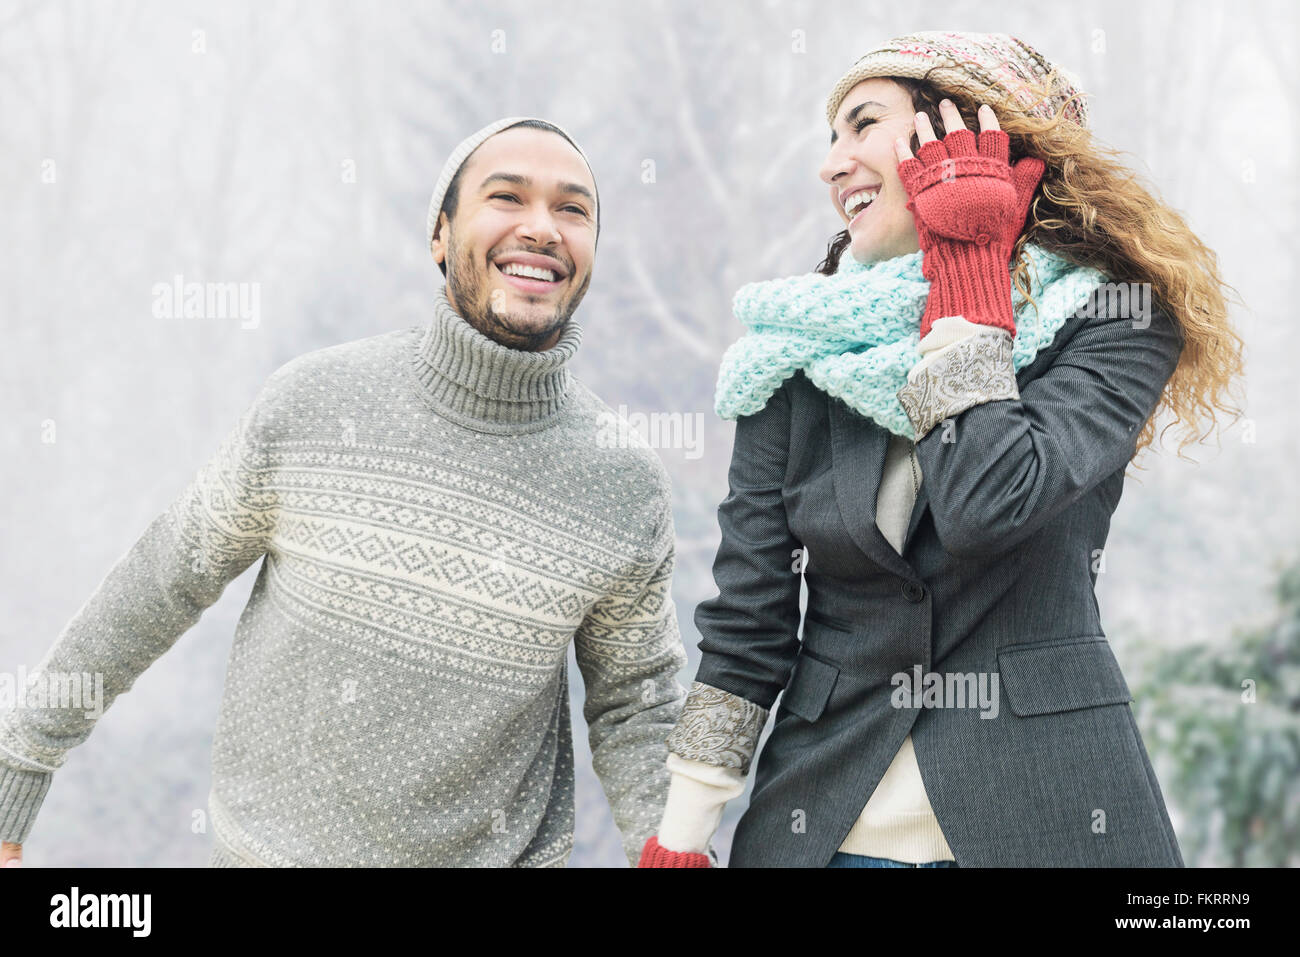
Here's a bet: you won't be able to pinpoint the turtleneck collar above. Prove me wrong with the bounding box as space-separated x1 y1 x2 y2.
410 284 582 432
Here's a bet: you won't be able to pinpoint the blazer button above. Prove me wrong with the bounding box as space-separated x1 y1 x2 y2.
901 581 926 603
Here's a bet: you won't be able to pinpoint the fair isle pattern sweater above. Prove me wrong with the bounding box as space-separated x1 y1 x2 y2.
0 286 688 867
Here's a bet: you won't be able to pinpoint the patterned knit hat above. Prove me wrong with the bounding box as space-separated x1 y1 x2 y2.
825 31 1088 130
425 116 600 252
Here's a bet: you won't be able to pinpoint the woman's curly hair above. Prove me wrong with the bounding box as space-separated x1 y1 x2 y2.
815 70 1246 466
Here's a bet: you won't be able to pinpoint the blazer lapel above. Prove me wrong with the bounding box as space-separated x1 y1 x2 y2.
828 398 920 580
903 461 930 552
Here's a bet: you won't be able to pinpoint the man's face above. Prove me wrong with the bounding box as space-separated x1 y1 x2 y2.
431 127 597 351
820 77 922 266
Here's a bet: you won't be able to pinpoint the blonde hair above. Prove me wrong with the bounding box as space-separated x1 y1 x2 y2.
817 71 1246 465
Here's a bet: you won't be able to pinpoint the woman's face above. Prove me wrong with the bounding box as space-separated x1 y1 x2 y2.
819 77 921 265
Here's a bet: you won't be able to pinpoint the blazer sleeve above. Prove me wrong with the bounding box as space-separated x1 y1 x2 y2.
897 295 1185 560
666 379 802 779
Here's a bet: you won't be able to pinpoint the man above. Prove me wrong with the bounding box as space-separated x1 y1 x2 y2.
0 116 691 867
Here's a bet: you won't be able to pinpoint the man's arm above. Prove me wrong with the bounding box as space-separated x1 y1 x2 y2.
897 296 1185 559
573 493 690 867
0 373 283 846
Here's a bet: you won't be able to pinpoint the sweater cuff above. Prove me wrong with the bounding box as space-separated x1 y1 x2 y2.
665 681 769 775
0 763 53 843
914 315 988 368
899 322 1019 441
656 754 746 854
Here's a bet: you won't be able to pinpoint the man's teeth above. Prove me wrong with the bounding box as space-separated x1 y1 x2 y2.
844 189 880 217
500 262 557 282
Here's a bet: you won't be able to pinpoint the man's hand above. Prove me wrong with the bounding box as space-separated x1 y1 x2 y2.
2 842 21 868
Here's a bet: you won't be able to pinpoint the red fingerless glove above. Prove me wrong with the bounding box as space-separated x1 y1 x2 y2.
897 127 1045 339
637 835 713 868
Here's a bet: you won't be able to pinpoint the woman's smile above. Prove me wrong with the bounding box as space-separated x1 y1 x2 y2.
847 193 880 229
842 185 883 228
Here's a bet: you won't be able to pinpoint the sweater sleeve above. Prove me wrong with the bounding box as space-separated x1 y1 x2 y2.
655 753 745 855
914 315 998 368
573 493 690 868
655 677 766 856
0 374 283 844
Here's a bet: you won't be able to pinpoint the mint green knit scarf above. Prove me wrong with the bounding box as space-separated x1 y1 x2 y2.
714 242 1107 439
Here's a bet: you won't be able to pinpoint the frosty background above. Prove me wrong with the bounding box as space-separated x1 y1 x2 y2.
0 0 1295 867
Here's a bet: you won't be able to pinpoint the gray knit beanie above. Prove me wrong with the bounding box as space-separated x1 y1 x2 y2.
426 117 600 255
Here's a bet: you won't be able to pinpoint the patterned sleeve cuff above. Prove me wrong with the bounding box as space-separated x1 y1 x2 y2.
898 326 1020 441
665 681 769 775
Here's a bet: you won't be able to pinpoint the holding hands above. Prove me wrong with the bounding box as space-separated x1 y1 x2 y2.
638 834 712 867
894 100 1045 339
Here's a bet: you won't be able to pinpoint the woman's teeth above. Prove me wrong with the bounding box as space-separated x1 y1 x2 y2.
843 188 880 218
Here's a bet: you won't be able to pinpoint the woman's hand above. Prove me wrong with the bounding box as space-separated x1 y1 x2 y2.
637 835 713 867
894 100 1045 339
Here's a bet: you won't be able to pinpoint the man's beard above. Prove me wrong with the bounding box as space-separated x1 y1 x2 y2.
445 234 588 351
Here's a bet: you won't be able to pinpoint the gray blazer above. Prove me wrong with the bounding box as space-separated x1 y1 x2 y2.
690 287 1186 867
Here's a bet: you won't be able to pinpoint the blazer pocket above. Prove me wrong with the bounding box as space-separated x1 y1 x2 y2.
805 608 853 633
780 651 840 723
997 636 1134 717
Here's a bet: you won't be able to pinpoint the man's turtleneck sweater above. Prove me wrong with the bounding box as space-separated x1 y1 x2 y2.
0 287 689 867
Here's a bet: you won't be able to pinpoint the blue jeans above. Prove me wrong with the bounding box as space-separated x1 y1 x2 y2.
826 852 958 868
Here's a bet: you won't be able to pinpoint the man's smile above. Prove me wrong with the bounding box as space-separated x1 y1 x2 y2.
493 259 565 294
492 251 568 295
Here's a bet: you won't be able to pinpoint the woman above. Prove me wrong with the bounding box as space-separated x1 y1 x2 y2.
637 32 1243 868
